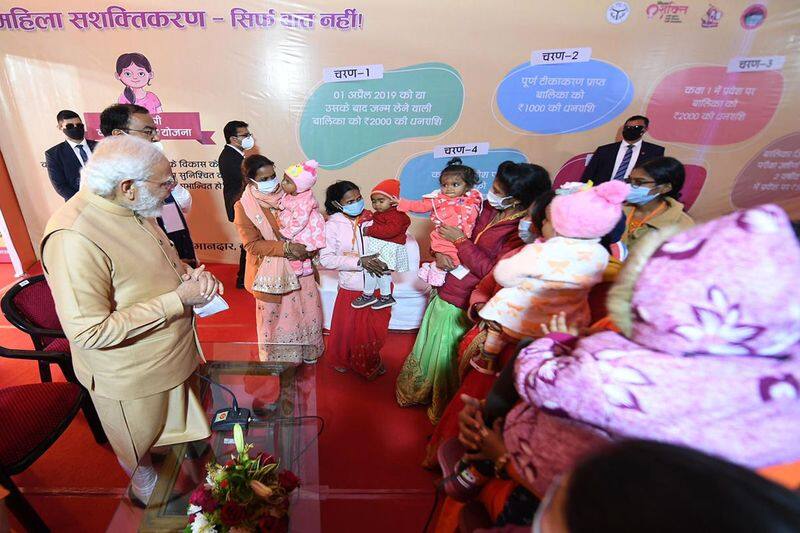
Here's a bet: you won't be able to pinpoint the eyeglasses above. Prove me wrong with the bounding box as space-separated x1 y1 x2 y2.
124 127 159 138
624 178 656 187
142 176 177 190
63 123 83 130
237 133 252 138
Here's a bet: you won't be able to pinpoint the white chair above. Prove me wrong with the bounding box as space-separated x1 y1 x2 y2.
319 234 430 330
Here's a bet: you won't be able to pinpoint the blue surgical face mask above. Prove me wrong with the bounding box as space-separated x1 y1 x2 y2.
487 190 513 210
251 177 279 193
626 185 659 205
338 198 365 217
518 219 536 244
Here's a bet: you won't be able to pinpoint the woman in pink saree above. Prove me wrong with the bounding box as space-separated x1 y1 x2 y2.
233 154 324 366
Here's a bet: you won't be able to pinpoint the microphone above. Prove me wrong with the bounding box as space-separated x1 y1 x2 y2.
195 372 251 432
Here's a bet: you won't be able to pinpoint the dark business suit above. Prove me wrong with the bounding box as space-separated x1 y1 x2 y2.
155 194 197 267
218 145 246 284
581 140 665 184
44 139 98 200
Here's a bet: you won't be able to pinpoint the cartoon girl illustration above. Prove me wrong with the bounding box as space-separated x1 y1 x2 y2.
115 52 163 114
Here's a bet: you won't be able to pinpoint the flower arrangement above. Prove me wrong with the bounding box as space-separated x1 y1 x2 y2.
186 424 301 533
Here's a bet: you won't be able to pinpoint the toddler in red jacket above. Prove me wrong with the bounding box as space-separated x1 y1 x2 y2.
352 179 411 310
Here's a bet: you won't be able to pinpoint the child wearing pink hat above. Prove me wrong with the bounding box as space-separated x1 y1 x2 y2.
473 180 630 373
278 160 327 276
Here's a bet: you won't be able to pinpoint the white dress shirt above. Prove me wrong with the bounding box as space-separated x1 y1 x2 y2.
66 138 91 167
610 138 642 181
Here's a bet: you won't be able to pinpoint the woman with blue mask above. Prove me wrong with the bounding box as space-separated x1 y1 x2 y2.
233 154 324 366
319 181 394 379
398 160 551 425
623 156 694 252
421 188 553 469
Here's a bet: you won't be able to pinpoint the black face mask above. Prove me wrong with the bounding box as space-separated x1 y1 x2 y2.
622 125 645 142
63 124 85 141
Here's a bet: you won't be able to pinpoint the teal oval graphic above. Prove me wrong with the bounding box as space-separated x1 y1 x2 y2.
300 63 464 169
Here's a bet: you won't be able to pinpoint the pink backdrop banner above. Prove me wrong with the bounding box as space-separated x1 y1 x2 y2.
732 131 800 208
84 112 215 144
645 66 783 146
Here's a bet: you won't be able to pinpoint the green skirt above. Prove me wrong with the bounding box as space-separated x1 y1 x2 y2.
395 292 470 424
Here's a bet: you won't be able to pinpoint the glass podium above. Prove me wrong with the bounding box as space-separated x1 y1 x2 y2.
106 342 322 532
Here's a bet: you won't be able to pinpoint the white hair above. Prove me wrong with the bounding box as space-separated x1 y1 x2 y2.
81 135 169 198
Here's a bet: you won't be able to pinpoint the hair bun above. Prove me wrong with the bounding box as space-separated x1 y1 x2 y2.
447 157 463 167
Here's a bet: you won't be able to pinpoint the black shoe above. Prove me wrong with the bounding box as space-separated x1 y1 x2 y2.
372 295 396 310
236 279 245 289
351 294 378 309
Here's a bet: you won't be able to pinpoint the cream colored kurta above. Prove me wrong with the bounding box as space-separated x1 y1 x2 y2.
41 189 210 470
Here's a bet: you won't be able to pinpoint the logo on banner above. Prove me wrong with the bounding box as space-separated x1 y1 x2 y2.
646 1 688 23
701 5 722 28
740 4 766 29
84 51 215 144
606 2 630 24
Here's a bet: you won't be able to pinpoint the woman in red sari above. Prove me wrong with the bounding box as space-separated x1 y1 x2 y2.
319 181 393 379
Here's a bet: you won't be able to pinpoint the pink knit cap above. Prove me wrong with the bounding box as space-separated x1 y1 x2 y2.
550 180 630 239
285 159 319 193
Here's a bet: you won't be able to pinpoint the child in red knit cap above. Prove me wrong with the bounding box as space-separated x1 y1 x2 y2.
352 179 411 310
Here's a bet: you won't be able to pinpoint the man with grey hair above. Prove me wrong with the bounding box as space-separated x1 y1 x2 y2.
41 134 220 504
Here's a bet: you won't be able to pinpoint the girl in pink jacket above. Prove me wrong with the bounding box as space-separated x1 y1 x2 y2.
278 160 326 277
397 157 483 287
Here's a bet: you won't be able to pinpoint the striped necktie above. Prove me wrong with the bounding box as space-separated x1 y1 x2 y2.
612 144 634 181
76 144 89 164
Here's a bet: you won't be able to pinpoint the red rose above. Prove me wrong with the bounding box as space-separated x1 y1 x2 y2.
219 479 230 489
189 487 218 513
220 502 247 526
278 470 300 491
224 459 236 468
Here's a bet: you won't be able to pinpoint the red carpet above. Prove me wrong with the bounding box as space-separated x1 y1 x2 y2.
2 263 437 532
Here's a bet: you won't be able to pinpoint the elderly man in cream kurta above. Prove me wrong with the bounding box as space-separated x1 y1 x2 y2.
41 135 220 503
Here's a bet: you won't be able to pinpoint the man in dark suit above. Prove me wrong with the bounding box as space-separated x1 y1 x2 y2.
219 120 254 288
45 110 98 200
581 115 665 184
